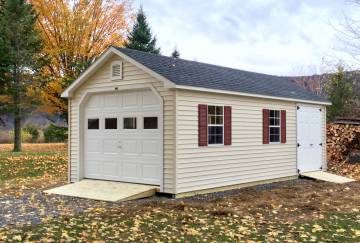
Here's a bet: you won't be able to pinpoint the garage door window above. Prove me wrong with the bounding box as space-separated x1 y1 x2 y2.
124 117 137 129
88 119 99 129
144 117 158 129
105 118 117 129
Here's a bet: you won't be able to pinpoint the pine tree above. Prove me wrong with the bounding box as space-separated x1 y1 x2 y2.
125 7 160 54
171 46 180 58
0 0 43 152
325 66 356 121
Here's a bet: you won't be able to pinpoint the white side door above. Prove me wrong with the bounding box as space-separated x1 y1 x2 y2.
297 105 323 173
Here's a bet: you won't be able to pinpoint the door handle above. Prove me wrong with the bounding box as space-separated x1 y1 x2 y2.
310 143 313 146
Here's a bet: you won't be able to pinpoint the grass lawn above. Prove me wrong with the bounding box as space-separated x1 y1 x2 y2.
0 143 360 242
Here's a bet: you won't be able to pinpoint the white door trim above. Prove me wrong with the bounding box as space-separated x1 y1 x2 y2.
76 84 164 192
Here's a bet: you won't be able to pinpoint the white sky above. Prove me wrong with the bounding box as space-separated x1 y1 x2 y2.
136 0 358 76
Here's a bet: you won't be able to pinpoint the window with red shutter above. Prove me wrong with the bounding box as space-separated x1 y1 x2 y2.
263 109 286 144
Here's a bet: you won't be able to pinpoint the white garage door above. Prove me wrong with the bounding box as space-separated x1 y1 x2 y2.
84 89 162 185
297 105 323 173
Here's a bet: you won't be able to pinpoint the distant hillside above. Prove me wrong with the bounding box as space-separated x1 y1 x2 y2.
289 74 331 97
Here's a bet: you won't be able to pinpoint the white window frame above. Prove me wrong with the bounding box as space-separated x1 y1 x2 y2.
269 109 281 144
207 105 224 146
110 61 123 80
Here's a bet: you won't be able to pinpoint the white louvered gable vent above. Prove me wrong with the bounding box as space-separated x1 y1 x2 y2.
111 61 123 80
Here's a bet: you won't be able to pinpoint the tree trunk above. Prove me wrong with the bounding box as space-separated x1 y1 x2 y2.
13 90 21 152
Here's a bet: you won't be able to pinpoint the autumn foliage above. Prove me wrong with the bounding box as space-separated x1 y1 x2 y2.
29 0 134 115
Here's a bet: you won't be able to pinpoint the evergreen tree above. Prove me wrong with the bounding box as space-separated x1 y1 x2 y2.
171 46 180 58
0 0 43 152
325 66 357 121
125 7 160 54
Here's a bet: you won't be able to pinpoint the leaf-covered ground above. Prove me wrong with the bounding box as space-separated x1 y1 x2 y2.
0 143 360 242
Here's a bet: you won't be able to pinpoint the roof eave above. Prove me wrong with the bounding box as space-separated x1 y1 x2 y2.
174 85 332 106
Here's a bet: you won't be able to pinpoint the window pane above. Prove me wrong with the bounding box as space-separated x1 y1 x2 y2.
216 106 223 115
88 119 99 129
270 134 280 143
216 135 223 144
270 110 275 117
208 106 215 115
270 117 275 126
208 115 216 125
105 118 117 129
274 110 280 118
208 135 216 144
270 127 280 135
215 116 223 125
124 117 136 129
144 117 158 129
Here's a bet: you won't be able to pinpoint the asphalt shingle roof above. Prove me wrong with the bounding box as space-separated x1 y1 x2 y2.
115 47 329 103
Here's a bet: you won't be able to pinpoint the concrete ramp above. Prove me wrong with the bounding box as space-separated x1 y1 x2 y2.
300 171 355 184
44 179 159 202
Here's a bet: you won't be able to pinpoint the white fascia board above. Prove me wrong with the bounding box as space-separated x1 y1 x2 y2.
61 47 176 98
175 85 332 106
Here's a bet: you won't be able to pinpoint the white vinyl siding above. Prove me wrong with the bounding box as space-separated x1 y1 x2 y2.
175 89 298 193
69 54 175 193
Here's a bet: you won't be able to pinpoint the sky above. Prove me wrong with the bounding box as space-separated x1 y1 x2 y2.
136 0 358 76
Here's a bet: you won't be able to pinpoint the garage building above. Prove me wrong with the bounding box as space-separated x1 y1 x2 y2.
61 47 331 196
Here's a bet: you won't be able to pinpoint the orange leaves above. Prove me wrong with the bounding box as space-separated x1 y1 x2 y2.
28 0 134 114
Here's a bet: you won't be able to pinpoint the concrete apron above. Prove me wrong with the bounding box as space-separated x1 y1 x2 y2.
44 179 159 202
300 171 356 184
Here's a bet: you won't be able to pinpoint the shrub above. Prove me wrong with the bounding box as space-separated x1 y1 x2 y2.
23 125 39 143
44 124 68 142
8 130 32 143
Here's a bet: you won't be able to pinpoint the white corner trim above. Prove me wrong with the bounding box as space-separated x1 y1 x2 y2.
61 47 176 98
175 85 332 106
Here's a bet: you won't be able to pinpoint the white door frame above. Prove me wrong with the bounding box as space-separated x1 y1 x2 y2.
296 104 324 173
76 84 164 192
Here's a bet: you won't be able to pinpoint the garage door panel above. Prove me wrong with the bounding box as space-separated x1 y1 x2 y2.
87 95 103 108
142 164 160 178
121 139 138 154
84 90 162 185
86 139 101 153
85 160 102 177
141 140 160 156
123 92 139 108
122 162 139 179
103 139 119 154
103 93 122 108
103 160 120 179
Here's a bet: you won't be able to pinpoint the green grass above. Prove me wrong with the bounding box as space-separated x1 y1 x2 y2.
0 151 67 182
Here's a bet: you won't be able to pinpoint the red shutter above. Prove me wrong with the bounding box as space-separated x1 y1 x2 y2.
263 109 269 144
224 106 232 145
198 104 208 146
281 110 286 143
